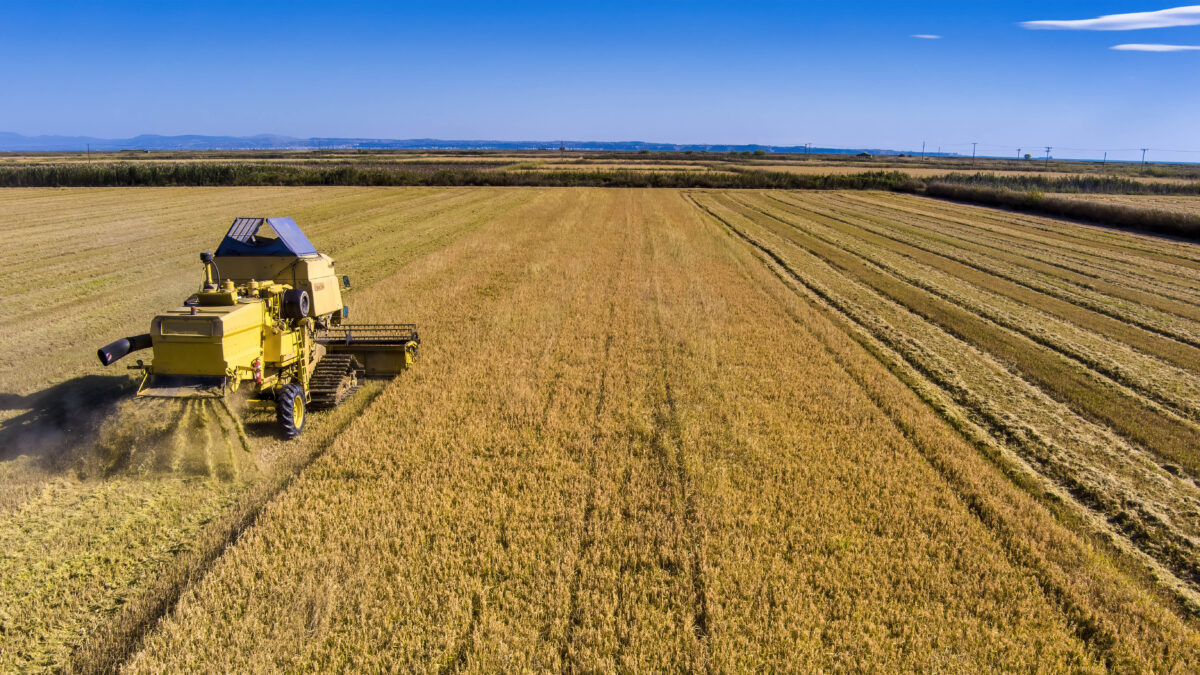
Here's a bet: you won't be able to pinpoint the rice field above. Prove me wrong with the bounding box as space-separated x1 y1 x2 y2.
1054 193 1200 217
2 187 1199 670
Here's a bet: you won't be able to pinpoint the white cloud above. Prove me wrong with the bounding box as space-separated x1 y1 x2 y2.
1111 42 1200 51
1022 5 1200 30
911 34 941 39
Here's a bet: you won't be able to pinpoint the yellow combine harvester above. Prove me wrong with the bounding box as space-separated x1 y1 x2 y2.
97 217 419 438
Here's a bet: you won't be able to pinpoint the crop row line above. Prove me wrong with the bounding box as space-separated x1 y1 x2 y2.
779 193 1200 360
731 193 1200 427
735 247 1133 666
893 190 1200 270
693 192 1142 664
559 302 617 673
832 193 1200 312
649 264 712 672
720 195 1200 476
686 193 1200 610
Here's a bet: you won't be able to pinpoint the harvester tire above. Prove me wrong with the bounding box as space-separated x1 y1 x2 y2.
276 382 307 439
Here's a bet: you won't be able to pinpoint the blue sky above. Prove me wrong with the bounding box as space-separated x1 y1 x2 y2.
1 1 1198 160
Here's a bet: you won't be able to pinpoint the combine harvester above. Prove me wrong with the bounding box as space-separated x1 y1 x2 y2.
97 217 419 438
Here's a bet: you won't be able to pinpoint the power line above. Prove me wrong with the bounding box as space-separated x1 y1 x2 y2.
930 141 1200 157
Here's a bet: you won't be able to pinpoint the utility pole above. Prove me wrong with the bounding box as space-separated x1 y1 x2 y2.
921 141 926 159
1102 151 1107 170
1140 148 1149 166
971 142 977 167
1016 148 1021 160
1044 146 1052 168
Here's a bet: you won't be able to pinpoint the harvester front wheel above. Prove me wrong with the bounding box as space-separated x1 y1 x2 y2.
276 382 307 439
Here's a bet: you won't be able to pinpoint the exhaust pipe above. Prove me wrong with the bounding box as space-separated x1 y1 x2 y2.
97 334 153 366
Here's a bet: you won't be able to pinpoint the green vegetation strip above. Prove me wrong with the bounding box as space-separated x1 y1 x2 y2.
716 195 1200 476
0 163 919 190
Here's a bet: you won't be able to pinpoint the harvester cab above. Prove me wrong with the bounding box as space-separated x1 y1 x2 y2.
98 218 419 438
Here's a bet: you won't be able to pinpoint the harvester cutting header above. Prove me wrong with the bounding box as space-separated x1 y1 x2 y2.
98 217 419 438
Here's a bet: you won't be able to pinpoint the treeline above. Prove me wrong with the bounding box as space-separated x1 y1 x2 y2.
0 163 921 191
925 182 1200 238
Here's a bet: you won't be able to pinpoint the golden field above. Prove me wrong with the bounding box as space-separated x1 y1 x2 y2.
1 187 1199 671
1052 193 1200 218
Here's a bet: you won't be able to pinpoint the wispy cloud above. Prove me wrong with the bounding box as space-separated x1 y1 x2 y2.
1111 43 1200 51
1022 5 1200 30
910 34 941 39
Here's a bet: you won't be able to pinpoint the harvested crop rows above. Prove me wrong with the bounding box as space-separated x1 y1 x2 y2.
694 191 1200 605
1056 194 1200 218
2 188 1199 670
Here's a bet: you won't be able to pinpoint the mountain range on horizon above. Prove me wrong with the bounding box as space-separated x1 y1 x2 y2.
0 131 930 156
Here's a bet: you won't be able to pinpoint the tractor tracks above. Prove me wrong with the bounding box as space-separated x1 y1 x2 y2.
559 303 615 672
438 590 484 674
657 378 712 662
648 258 713 672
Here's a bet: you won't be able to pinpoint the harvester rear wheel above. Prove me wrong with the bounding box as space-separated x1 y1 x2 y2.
276 382 307 439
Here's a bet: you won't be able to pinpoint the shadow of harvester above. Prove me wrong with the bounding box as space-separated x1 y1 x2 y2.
1 374 264 479
0 374 137 473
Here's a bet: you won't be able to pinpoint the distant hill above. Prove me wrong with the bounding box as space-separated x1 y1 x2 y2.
0 132 925 155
